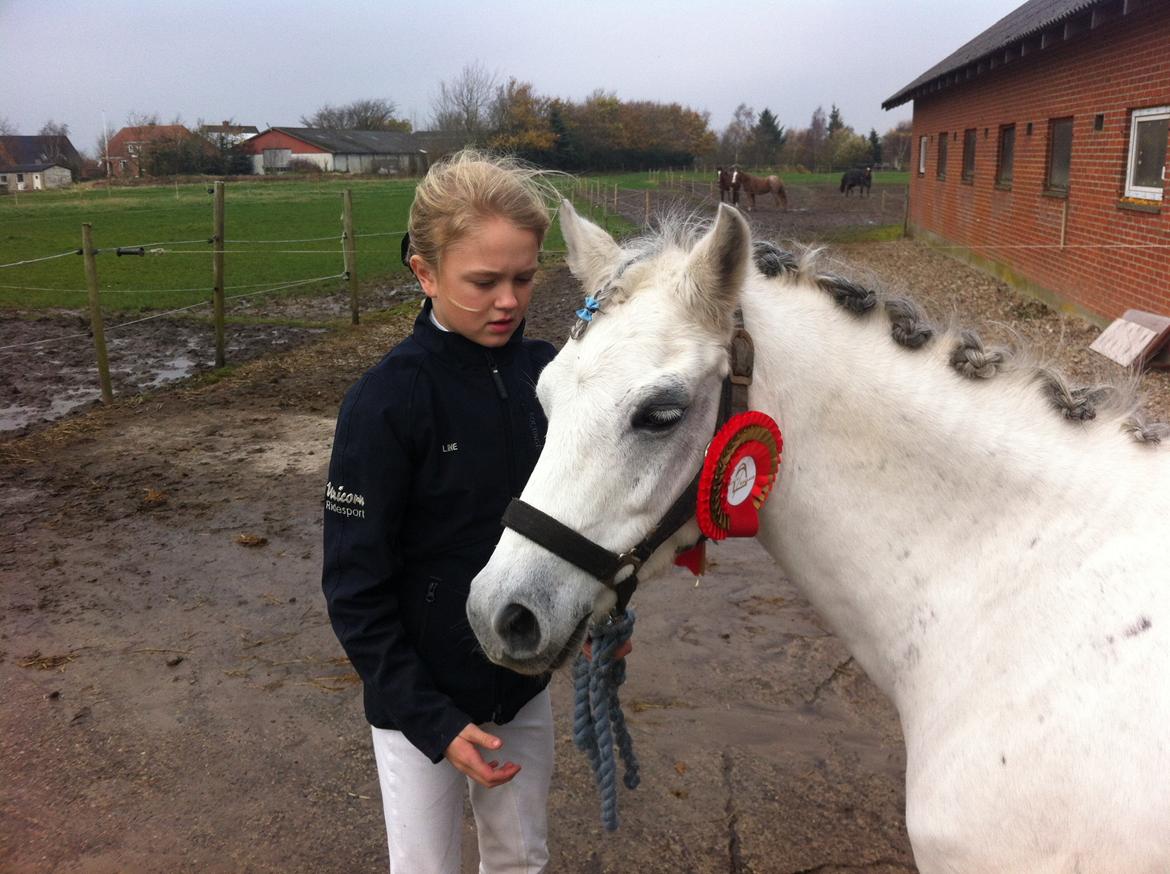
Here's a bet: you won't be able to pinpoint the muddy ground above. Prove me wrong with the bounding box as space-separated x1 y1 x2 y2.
3 184 1168 874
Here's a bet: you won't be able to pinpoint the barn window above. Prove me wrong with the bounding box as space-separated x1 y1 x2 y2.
937 132 948 180
918 135 928 175
996 125 1015 188
1045 117 1073 195
961 129 977 182
1125 106 1169 201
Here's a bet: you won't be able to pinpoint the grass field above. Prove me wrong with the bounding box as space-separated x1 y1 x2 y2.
0 169 897 312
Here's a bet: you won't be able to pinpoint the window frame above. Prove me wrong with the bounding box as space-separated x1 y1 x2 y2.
996 124 1015 188
936 131 948 180
1125 106 1170 201
961 128 977 183
1044 117 1074 196
918 135 928 176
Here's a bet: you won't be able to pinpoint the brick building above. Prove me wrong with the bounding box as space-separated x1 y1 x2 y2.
884 0 1170 323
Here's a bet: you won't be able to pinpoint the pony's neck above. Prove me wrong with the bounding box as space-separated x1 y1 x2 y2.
738 277 1102 707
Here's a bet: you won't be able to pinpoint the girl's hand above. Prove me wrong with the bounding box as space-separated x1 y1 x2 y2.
444 723 521 788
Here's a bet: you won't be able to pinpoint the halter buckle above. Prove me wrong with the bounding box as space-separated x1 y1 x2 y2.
612 551 643 581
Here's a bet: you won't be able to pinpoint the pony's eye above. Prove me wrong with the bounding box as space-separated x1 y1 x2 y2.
633 406 686 431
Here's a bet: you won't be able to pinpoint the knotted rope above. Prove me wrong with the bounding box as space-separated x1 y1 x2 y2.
571 609 639 831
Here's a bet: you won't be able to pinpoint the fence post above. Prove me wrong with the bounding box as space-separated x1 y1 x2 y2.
644 190 650 227
613 184 618 213
81 223 113 404
342 188 359 325
212 180 226 368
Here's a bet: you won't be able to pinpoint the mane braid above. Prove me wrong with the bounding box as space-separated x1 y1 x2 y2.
950 329 1008 380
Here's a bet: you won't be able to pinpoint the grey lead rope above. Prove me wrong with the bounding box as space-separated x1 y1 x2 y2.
571 609 639 831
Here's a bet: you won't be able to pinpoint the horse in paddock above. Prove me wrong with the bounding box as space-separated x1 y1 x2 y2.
840 166 872 196
716 166 733 203
467 201 1170 873
730 168 787 210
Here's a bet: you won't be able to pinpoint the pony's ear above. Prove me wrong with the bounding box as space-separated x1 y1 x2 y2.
682 203 751 323
559 199 622 291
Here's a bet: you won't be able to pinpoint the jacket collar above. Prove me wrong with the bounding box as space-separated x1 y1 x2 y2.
411 298 526 367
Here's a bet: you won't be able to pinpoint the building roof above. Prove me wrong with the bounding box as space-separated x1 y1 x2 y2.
0 162 69 173
266 127 422 154
883 0 1125 109
0 135 81 168
201 123 259 135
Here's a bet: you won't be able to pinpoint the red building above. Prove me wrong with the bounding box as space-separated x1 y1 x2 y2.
884 0 1170 323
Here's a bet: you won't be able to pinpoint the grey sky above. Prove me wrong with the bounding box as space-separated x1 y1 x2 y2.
3 0 1022 157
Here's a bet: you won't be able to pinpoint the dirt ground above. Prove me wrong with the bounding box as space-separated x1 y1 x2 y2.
4 185 1168 874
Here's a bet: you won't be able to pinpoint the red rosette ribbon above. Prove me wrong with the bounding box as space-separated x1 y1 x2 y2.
696 411 783 540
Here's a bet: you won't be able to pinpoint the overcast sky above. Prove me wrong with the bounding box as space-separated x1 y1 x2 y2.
3 0 1023 156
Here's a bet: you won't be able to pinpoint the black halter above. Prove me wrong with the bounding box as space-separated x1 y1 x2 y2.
501 321 755 613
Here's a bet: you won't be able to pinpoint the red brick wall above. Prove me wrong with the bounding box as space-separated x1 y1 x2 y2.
242 130 327 155
908 3 1170 321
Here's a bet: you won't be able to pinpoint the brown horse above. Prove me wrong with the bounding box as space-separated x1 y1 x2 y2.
730 168 787 210
716 166 733 203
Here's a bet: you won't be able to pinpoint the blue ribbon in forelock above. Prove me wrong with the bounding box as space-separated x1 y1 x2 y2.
576 295 600 322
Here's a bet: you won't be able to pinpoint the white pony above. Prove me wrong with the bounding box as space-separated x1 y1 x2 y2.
466 202 1170 873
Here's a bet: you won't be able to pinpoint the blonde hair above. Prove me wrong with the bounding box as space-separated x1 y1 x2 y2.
407 149 557 269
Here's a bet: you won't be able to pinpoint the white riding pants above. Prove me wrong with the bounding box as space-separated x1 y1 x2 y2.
371 688 553 874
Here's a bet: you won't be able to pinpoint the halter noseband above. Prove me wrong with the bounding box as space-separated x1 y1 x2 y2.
501 318 755 613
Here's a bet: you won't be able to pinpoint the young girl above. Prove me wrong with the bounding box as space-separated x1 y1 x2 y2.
322 150 558 873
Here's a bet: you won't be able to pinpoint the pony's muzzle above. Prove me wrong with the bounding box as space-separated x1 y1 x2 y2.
494 602 542 655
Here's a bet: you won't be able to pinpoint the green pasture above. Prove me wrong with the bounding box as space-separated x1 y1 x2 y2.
0 178 603 312
0 178 423 312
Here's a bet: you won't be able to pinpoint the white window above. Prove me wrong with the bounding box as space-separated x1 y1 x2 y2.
918 135 927 175
1125 106 1169 200
127 142 140 157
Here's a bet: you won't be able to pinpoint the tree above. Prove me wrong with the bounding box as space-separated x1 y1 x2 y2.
753 108 787 166
827 104 844 136
430 62 497 141
0 116 16 135
881 119 913 171
719 103 755 164
805 105 828 171
868 128 882 167
299 98 410 131
487 79 555 159
39 120 69 137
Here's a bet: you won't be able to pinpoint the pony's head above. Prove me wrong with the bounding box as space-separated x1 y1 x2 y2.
466 201 752 674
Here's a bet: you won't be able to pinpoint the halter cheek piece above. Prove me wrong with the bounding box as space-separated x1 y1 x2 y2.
501 317 754 614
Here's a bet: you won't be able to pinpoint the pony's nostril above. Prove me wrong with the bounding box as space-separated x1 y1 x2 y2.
495 603 541 652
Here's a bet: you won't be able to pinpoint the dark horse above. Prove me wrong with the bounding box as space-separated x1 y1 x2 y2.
731 168 788 210
840 167 873 197
716 166 733 203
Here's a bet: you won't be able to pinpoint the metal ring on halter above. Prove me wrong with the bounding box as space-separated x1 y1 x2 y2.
610 552 643 584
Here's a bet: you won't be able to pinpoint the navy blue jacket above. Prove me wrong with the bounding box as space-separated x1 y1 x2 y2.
322 300 556 762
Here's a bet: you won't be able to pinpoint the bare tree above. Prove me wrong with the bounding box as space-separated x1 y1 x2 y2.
300 98 410 131
38 120 70 137
719 103 755 164
430 62 498 138
881 119 913 171
0 116 18 135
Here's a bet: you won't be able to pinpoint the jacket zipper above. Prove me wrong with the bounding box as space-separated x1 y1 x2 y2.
485 350 517 494
486 349 513 723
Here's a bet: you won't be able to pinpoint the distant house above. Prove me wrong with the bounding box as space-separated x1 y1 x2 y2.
884 0 1170 323
241 127 428 176
0 135 81 187
102 124 211 177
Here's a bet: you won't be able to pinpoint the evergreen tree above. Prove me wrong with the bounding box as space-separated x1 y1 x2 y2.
827 104 844 136
754 108 787 166
868 128 882 167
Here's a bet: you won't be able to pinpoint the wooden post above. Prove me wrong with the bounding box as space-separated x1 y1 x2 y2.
81 223 113 404
212 180 226 368
342 188 358 324
881 189 887 213
613 184 618 213
644 190 650 226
